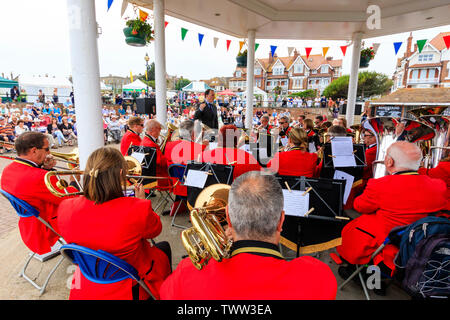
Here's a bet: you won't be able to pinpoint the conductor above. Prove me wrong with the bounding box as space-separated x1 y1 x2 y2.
194 89 218 130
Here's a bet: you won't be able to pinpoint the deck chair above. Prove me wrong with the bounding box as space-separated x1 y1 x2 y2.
168 163 189 229
0 189 66 295
60 243 155 300
338 226 407 300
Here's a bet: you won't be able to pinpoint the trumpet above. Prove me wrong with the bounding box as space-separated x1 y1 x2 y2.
181 184 231 270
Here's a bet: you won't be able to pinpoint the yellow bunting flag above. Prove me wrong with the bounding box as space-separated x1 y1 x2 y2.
130 71 133 83
239 41 244 52
322 47 329 57
139 9 148 21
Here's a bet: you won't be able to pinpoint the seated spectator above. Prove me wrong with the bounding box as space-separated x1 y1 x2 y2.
47 117 67 147
59 116 77 145
107 115 122 144
15 120 30 136
0 116 16 150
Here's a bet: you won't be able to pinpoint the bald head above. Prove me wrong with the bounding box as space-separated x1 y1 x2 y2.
144 119 162 139
385 141 422 174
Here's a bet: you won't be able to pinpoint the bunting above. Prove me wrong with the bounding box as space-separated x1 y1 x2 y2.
372 43 380 54
107 0 114 11
181 28 188 41
443 35 450 50
416 39 427 53
120 0 128 17
165 21 168 28
305 47 312 59
198 33 204 47
340 45 347 56
255 43 259 52
322 47 329 57
270 45 277 57
239 41 244 52
226 40 231 51
130 71 133 83
213 37 219 48
287 47 294 56
393 42 402 55
138 9 148 21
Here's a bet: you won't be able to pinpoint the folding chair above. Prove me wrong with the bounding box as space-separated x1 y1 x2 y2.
338 226 407 300
60 243 155 300
168 163 189 229
0 189 66 295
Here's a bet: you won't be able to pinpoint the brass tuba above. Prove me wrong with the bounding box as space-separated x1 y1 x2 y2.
350 124 362 144
407 106 449 169
181 184 232 270
160 122 178 154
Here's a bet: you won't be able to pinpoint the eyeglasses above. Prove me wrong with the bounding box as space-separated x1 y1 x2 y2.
279 122 285 125
363 133 374 138
39 147 50 152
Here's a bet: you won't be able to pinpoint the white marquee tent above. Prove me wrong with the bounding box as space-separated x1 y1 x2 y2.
181 81 212 93
18 75 72 103
122 79 151 91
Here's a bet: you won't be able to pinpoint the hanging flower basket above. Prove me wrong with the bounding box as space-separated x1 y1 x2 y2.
123 17 154 47
236 49 247 67
360 47 375 68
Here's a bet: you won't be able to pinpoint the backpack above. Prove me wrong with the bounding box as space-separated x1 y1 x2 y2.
394 216 450 299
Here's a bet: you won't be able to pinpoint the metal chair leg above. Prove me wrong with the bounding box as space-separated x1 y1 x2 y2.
171 199 188 229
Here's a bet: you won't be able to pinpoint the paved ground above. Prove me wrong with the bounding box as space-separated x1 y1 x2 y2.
0 143 410 300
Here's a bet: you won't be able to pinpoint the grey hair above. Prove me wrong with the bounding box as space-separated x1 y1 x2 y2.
179 120 194 140
228 171 283 240
387 141 422 171
144 119 161 132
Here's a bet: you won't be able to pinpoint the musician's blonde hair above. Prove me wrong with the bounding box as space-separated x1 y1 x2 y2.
288 127 308 151
83 147 128 204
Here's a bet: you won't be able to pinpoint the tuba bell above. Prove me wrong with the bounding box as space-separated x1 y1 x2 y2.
407 107 450 169
181 184 232 270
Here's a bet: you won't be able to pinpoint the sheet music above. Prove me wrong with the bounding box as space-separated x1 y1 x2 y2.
280 137 289 147
331 137 356 167
333 170 354 205
130 152 145 164
259 147 268 159
208 142 218 150
184 170 209 188
282 189 310 217
308 142 316 153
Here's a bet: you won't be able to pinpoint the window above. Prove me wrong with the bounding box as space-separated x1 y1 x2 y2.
294 64 303 73
321 65 328 73
254 68 261 75
256 79 261 87
311 70 317 74
418 54 433 62
236 71 241 77
273 67 284 75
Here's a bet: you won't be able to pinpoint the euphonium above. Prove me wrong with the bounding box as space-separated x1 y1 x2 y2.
350 124 362 144
160 122 178 154
181 184 232 270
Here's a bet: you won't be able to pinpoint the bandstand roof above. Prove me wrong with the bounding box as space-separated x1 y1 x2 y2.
130 0 450 40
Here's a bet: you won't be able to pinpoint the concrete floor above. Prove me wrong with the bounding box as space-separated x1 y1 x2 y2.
0 143 410 300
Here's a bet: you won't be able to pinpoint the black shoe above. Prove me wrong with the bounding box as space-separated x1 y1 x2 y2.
161 210 170 216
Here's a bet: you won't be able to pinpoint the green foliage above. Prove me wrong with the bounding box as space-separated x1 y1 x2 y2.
175 78 191 90
288 89 316 98
125 18 154 44
237 49 247 57
322 71 393 100
360 47 375 60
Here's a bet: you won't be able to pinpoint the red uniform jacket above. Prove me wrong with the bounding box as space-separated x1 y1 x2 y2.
362 144 377 182
57 196 171 300
267 148 317 177
160 240 336 300
120 129 142 156
142 134 170 188
337 172 447 269
201 147 262 180
1 159 70 254
164 139 206 196
418 161 450 210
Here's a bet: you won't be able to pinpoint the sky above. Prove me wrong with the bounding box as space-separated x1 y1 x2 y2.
0 0 449 82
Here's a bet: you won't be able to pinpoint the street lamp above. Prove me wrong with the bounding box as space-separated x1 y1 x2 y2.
144 53 150 97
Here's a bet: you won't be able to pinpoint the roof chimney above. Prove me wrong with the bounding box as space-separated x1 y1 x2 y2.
269 51 273 64
293 48 299 59
326 56 332 61
406 32 413 57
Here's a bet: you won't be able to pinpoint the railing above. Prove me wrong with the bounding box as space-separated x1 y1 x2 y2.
407 78 439 84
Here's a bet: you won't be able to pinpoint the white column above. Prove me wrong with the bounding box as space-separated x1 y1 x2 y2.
153 0 167 126
346 31 363 126
66 0 103 169
245 30 256 129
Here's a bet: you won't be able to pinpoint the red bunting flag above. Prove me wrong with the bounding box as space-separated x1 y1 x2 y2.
165 21 168 28
443 35 450 50
340 45 347 56
305 47 312 59
226 40 231 51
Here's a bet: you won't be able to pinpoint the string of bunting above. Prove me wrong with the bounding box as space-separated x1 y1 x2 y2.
113 0 450 59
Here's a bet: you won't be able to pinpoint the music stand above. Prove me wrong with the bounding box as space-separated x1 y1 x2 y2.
183 161 234 210
127 145 158 189
321 142 366 181
276 175 350 257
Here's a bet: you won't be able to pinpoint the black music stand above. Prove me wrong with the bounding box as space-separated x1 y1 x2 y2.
127 145 157 189
320 142 366 181
183 161 234 209
276 175 350 257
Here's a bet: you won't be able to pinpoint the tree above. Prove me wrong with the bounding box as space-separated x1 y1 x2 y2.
175 78 191 90
288 89 316 99
322 71 393 100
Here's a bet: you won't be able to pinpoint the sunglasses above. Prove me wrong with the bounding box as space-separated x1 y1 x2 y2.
279 122 285 124
38 147 50 152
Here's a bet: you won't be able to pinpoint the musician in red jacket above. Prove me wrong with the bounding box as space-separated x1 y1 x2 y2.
160 172 337 300
1 132 69 254
57 147 171 300
418 158 450 211
267 127 317 177
337 141 447 285
201 124 261 180
120 116 144 156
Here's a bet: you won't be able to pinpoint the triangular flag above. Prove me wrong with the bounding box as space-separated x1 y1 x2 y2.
181 28 188 41
255 43 259 52
372 43 380 54
145 69 148 80
393 42 402 55
417 39 427 53
322 47 329 57
443 35 450 50
226 40 231 51
120 0 128 17
213 37 219 48
340 45 347 56
164 21 168 28
107 0 114 11
130 71 133 83
198 33 204 47
270 45 277 57
287 47 294 56
305 47 312 59
239 41 244 52
139 9 148 21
